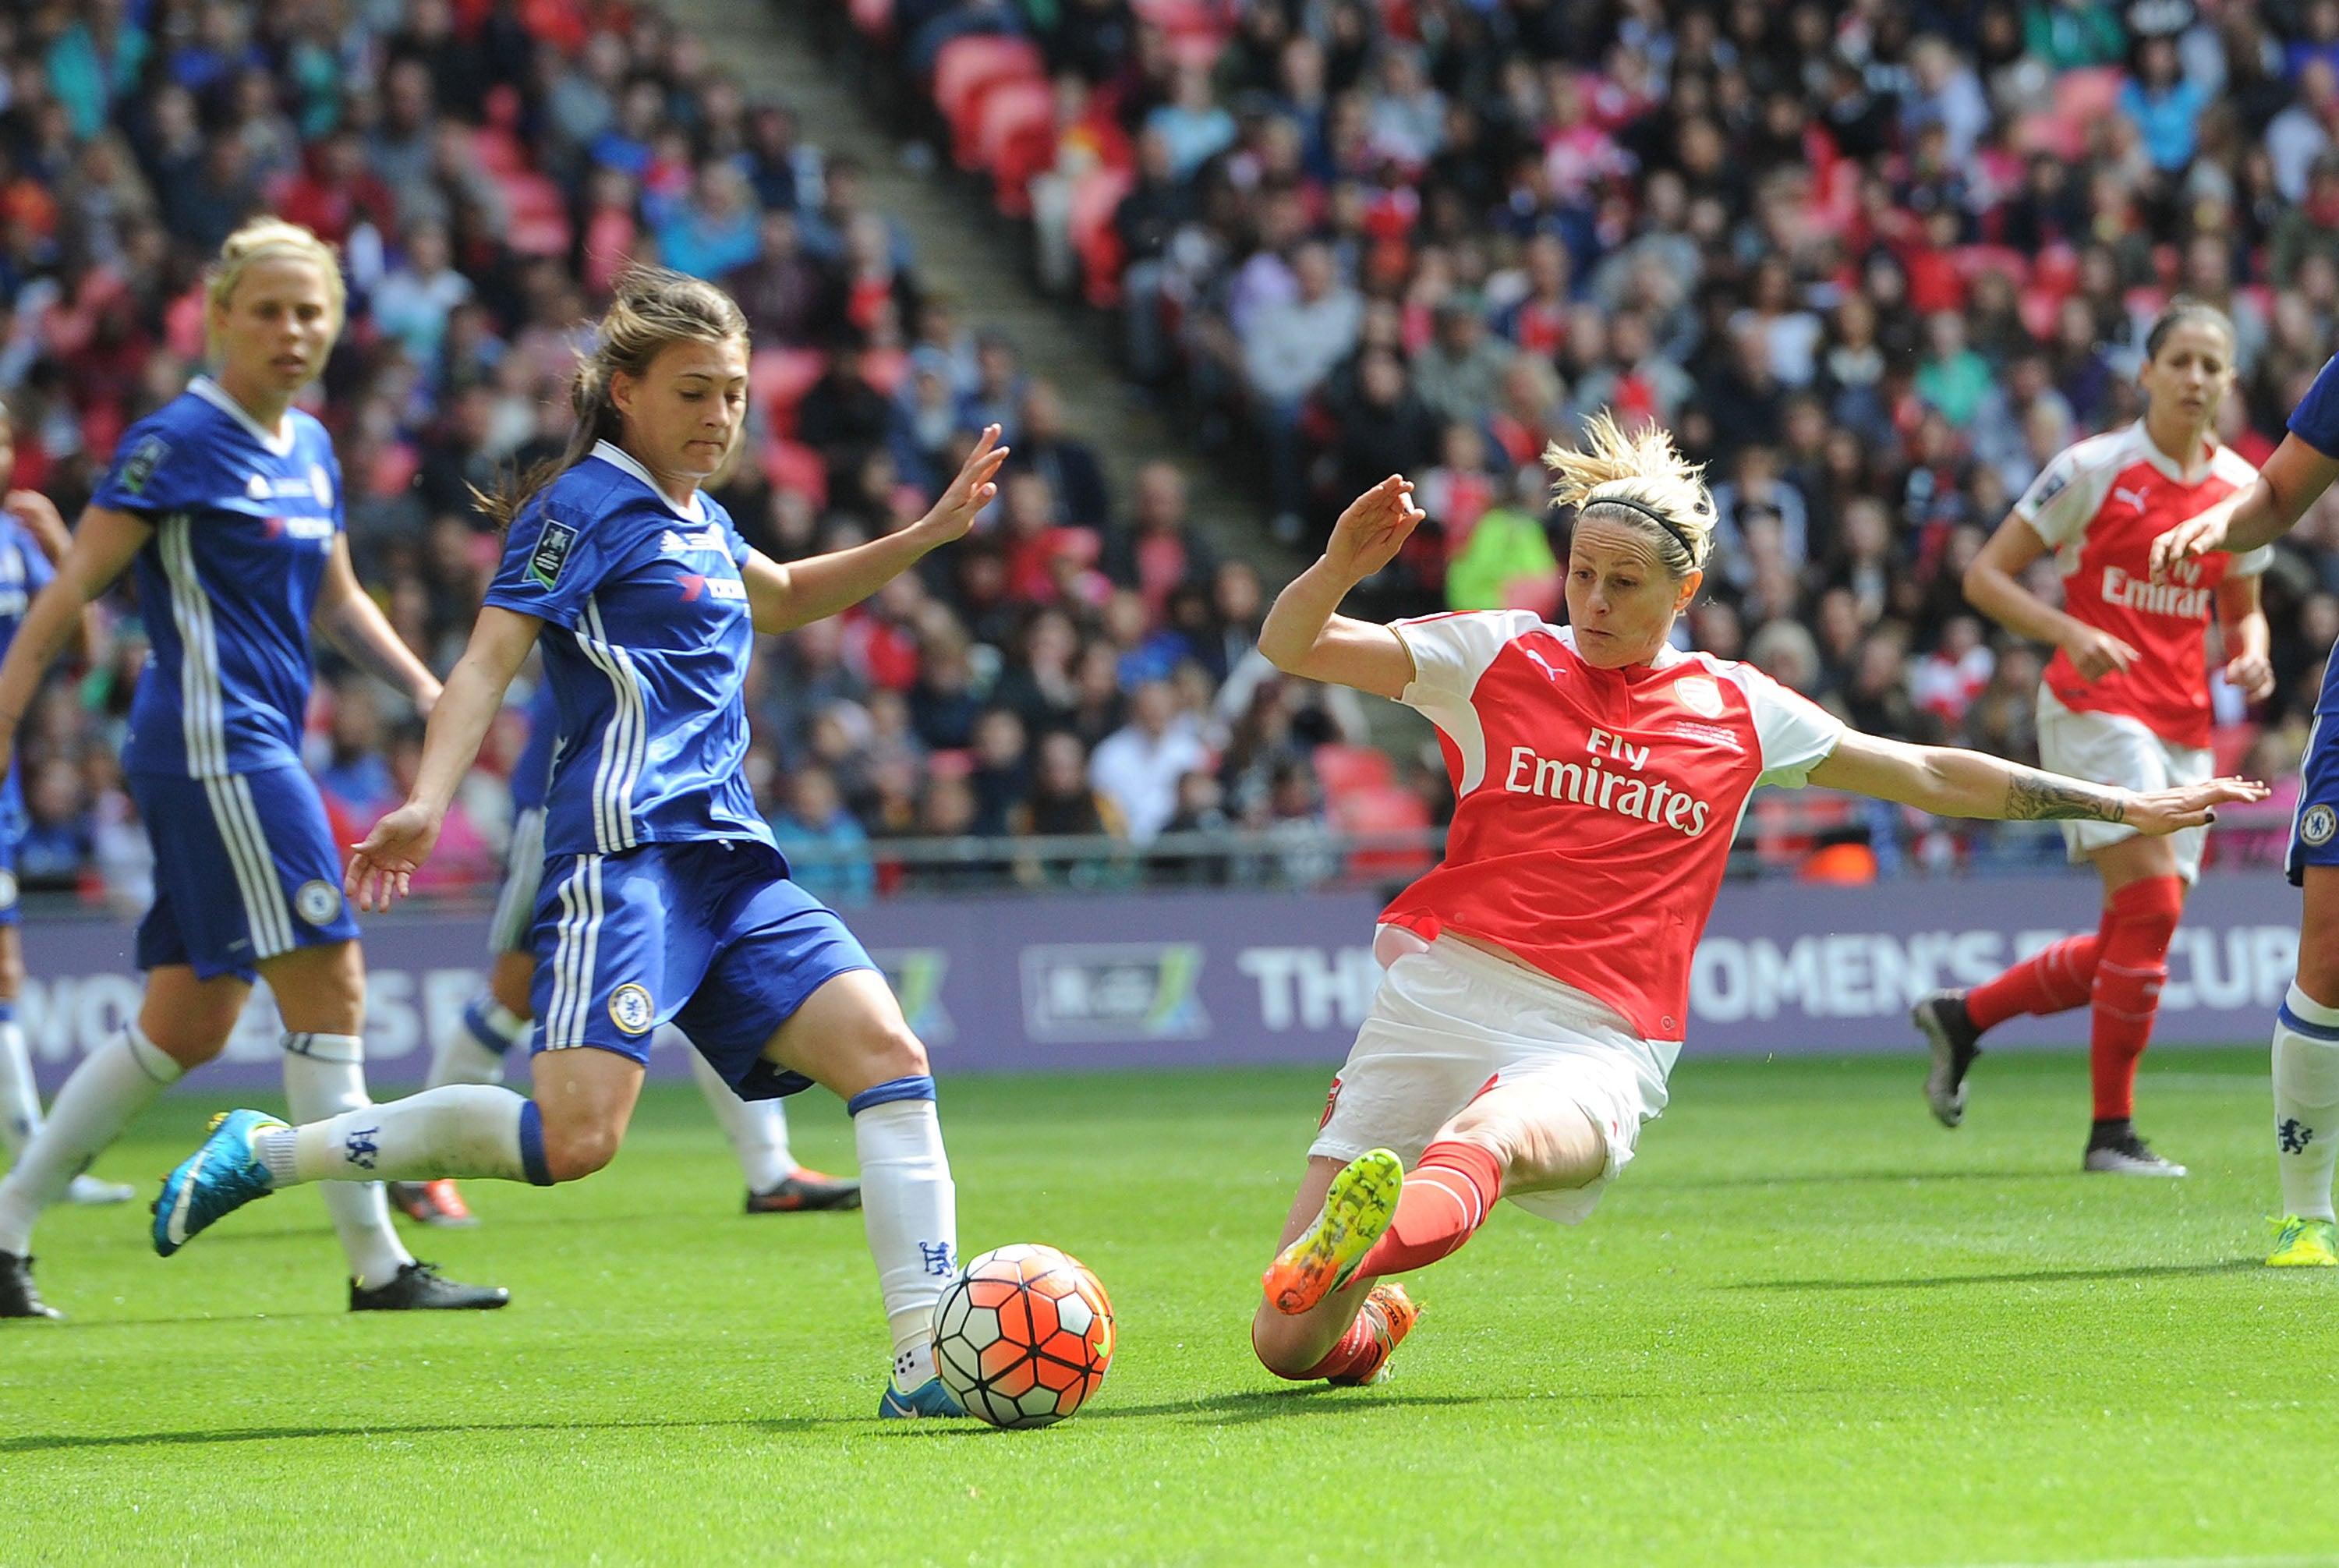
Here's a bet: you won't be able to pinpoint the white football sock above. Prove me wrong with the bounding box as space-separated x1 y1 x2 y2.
282 1032 410 1290
688 1049 794 1191
0 1025 179 1255
0 1014 39 1157
850 1077 956 1385
260 1083 538 1186
2273 983 2339 1223
427 995 529 1088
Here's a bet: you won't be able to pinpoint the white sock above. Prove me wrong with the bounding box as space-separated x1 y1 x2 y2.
850 1077 956 1387
0 1026 179 1255
258 1083 537 1185
428 994 528 1088
2274 983 2339 1223
0 1015 38 1157
281 1032 410 1290
688 1049 794 1191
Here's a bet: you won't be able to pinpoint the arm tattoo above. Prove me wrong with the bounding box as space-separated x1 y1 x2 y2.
2003 768 2127 823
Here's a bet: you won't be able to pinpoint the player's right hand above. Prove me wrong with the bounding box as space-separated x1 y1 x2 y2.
346 802 444 911
1322 475 1424 583
4 490 71 562
2147 507 2228 579
2061 624 2140 681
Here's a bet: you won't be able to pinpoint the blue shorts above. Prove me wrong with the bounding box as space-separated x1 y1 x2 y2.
129 766 361 981
528 837 876 1100
2293 712 2339 886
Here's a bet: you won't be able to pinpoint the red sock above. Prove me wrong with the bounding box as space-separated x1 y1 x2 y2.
1966 933 2101 1032
2090 876 2185 1120
1272 1311 1378 1382
1355 1140 1504 1278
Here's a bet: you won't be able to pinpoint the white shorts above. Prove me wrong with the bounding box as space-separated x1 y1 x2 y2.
486 806 547 955
1309 935 1679 1225
2035 688 2210 882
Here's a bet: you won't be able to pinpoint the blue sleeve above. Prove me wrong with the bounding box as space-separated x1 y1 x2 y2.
19 531 53 594
90 424 185 515
2289 357 2339 457
483 493 607 631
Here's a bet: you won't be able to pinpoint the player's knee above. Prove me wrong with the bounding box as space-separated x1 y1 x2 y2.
857 1020 928 1085
540 1116 624 1183
268 943 367 1035
1249 1312 1322 1379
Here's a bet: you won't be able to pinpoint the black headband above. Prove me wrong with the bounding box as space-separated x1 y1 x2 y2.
1584 493 1700 561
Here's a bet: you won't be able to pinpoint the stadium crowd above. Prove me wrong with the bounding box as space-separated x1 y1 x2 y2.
851 0 2339 851
0 0 1409 909
2 0 2336 903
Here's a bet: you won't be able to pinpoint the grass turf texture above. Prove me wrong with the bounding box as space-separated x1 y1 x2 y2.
2 1049 2336 1567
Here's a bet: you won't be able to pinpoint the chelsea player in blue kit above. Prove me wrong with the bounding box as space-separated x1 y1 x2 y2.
0 405 136 1210
2152 353 2339 1265
394 679 861 1226
0 220 504 1318
160 267 1007 1415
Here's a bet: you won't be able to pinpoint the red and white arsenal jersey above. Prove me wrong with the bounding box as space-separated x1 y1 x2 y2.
2016 422 2271 749
1382 611 1845 1043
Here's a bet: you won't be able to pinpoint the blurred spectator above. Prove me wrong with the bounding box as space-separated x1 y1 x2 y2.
769 766 875 906
1088 680 1211 844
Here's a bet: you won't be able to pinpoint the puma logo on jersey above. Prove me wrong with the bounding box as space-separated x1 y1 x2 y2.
677 573 746 602
1505 745 1711 837
2112 484 2150 512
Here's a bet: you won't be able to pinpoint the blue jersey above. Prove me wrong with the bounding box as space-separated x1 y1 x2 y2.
0 514 55 827
510 679 558 812
2289 358 2339 720
483 441 773 858
93 378 342 778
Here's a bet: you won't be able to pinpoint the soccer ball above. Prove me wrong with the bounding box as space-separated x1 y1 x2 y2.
931 1244 1115 1428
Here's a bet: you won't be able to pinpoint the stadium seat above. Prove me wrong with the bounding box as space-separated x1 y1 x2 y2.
1312 743 1396 795
934 37 1044 144
1954 245 2029 289
761 437 829 506
2052 65 2125 126
498 172 573 257
862 346 910 397
971 77 1056 179
749 346 827 436
1333 784 1434 879
2030 244 2081 299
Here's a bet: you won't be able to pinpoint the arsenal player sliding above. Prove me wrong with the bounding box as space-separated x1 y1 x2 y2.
1915 299 2272 1177
1245 413 2265 1390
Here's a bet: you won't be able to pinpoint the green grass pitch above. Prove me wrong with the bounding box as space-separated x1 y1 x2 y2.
4 1048 2337 1567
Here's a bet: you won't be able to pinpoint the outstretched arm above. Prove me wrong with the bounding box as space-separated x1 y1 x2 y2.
2150 434 2339 575
0 505 150 779
1806 729 2266 833
1258 475 1424 700
314 535 443 712
741 426 1009 635
346 606 543 910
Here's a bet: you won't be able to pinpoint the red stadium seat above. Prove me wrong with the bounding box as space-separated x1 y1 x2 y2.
761 437 828 506
934 36 1043 135
2013 110 2079 161
990 116 1060 217
1312 743 1396 796
971 77 1055 176
1332 785 1434 880
2053 65 2124 126
498 172 572 257
2030 244 2081 299
749 346 827 436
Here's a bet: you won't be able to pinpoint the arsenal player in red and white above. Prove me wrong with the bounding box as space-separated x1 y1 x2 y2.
1914 299 2272 1177
1245 413 2263 1389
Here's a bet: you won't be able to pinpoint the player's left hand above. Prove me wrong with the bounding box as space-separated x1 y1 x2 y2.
2224 649 2276 702
5 490 71 563
2121 774 2270 835
913 425 1010 547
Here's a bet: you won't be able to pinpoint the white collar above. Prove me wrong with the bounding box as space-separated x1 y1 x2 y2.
189 375 295 458
591 440 705 522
